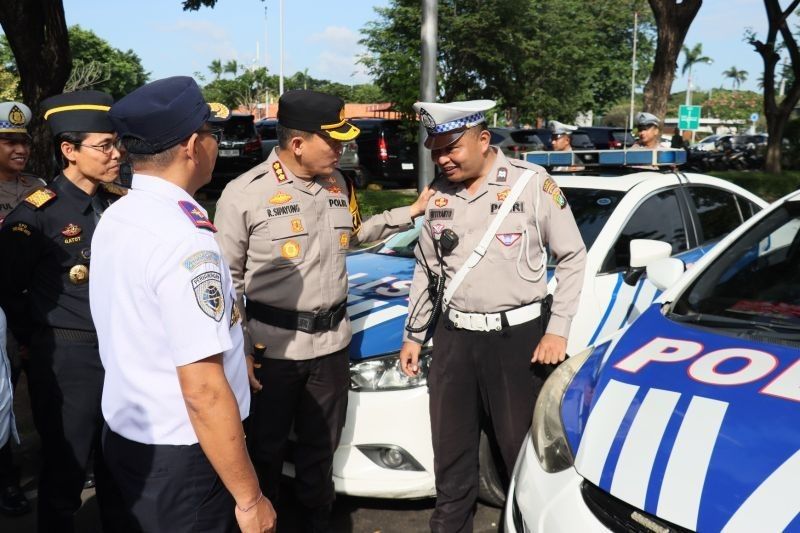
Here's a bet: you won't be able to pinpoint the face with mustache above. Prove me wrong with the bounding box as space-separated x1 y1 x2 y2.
0 134 31 179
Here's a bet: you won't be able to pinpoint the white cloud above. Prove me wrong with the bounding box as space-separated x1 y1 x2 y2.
154 18 241 63
314 50 371 85
308 26 361 53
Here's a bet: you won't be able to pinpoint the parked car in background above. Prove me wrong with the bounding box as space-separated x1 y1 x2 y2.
731 133 768 154
569 132 595 150
691 134 724 152
574 126 635 149
349 118 417 188
255 118 279 159
207 113 264 191
489 127 546 159
337 140 362 187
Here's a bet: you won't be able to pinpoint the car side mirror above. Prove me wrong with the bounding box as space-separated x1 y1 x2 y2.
624 239 673 286
646 257 686 291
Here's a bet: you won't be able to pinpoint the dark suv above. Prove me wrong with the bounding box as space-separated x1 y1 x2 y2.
208 114 264 191
573 127 634 149
350 118 418 188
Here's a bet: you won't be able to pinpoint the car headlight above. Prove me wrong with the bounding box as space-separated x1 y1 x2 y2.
349 347 432 392
531 345 594 473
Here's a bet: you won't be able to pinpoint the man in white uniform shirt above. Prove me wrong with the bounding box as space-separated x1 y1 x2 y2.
90 76 275 532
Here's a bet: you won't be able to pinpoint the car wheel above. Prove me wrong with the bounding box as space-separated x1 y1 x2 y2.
478 430 507 508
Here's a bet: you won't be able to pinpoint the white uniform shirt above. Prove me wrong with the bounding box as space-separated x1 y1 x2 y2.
0 306 17 448
90 174 249 445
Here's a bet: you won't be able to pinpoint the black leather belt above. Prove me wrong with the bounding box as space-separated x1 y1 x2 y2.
245 298 347 334
51 327 98 342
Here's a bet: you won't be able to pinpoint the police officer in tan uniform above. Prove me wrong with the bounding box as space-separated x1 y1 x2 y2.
399 100 586 532
0 102 44 226
214 89 432 531
632 111 661 149
0 100 41 516
549 120 584 172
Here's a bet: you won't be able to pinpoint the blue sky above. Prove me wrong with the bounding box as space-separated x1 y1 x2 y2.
57 0 773 94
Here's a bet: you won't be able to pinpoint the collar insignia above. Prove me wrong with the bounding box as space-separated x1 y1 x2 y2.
273 161 288 183
178 200 217 232
23 187 56 209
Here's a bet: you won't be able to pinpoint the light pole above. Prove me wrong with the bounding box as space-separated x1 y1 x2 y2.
279 0 284 96
418 0 437 193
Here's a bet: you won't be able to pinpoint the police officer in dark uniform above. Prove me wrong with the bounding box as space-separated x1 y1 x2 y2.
0 90 127 532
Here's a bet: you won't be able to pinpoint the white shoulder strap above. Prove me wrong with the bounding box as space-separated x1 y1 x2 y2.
443 169 534 306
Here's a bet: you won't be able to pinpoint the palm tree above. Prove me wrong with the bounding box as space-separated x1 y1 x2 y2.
224 60 239 78
208 59 223 80
681 43 713 105
723 66 748 89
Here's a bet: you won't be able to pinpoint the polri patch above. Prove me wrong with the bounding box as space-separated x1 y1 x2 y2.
496 233 522 246
192 271 224 321
328 197 348 209
490 202 524 214
428 208 453 220
178 201 217 232
183 250 220 271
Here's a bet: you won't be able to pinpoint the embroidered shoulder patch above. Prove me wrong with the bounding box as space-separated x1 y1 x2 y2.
273 161 288 183
178 201 217 232
542 178 567 209
23 187 56 209
11 222 31 236
183 250 220 271
192 271 224 321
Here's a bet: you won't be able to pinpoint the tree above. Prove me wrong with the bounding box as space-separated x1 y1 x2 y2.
208 59 223 80
681 43 712 103
722 66 749 89
223 60 239 78
641 0 702 121
703 89 760 120
748 0 800 173
0 1 71 179
361 0 654 122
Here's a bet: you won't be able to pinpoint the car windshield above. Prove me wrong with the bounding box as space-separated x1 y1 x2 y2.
612 131 635 144
223 119 255 141
370 187 625 259
670 200 800 341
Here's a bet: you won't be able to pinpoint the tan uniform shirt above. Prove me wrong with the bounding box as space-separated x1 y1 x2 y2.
215 148 414 360
405 149 586 343
0 173 44 224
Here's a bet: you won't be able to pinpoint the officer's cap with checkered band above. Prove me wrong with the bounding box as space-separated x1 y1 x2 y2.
635 111 660 128
413 100 495 150
0 101 31 136
549 120 577 136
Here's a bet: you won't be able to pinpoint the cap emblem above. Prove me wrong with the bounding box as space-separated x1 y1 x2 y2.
8 105 25 126
209 102 230 120
420 108 436 129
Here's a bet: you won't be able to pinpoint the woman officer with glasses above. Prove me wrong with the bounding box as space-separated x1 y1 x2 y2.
0 90 129 533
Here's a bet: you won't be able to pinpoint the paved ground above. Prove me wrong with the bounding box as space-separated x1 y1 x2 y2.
1 375 504 532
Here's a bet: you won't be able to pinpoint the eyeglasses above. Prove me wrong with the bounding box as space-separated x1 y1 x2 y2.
197 127 223 143
75 138 121 155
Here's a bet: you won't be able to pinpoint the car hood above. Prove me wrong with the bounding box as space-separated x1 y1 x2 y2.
563 304 800 532
346 251 416 361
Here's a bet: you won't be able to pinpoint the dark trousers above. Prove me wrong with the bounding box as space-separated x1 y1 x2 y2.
429 318 548 533
247 347 349 532
102 427 235 532
0 441 18 488
26 329 125 533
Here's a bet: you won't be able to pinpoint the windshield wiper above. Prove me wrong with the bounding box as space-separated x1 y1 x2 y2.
669 312 800 335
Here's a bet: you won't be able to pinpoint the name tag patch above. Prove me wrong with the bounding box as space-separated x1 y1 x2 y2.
192 271 224 322
266 203 301 218
329 197 348 209
428 208 453 220
490 202 524 214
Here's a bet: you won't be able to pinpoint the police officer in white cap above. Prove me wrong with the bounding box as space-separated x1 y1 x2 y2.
549 120 577 152
632 111 661 149
400 100 586 532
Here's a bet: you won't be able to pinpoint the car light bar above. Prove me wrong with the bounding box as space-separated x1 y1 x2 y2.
524 148 687 168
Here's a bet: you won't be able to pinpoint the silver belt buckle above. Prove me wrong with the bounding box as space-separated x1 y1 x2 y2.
469 313 487 332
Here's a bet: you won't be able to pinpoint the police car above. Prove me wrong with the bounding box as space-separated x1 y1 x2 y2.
504 188 800 532
334 149 767 502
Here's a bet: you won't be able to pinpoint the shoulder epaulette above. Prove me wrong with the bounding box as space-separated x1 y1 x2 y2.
178 200 217 232
101 182 128 196
23 187 57 209
272 160 290 184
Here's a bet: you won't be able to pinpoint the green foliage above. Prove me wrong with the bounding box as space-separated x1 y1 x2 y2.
708 170 800 202
703 89 760 121
0 38 19 99
1 26 148 100
356 189 417 218
360 0 655 122
681 43 712 76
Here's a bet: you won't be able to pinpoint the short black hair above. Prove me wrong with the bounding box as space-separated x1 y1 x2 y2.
122 137 182 169
54 131 89 169
276 124 313 149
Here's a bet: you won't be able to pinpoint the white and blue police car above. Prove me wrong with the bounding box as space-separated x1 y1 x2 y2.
333 149 767 502
504 187 800 532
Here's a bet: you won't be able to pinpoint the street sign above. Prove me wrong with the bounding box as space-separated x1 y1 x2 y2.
750 112 759 122
678 105 702 131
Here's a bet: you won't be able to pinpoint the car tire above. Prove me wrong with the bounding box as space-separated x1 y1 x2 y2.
478 430 507 508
